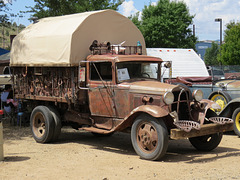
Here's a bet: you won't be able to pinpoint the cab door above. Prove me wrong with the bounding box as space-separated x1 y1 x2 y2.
87 61 116 118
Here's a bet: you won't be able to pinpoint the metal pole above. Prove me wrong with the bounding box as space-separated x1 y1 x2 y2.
215 18 222 66
193 24 195 37
220 19 222 46
215 18 222 46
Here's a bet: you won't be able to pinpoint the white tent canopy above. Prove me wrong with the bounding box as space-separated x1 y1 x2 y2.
147 48 209 78
10 9 146 67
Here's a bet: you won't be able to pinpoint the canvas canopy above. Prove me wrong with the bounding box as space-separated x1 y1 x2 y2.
10 9 146 67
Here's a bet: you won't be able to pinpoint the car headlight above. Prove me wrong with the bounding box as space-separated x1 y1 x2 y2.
163 92 174 105
192 89 203 101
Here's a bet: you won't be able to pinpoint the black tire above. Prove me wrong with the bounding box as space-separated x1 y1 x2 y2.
189 133 223 151
131 114 168 161
208 92 231 113
232 108 240 137
47 106 62 141
30 106 55 143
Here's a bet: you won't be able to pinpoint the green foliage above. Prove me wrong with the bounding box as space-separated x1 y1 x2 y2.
130 0 197 49
129 12 141 29
28 0 124 19
218 21 240 65
204 42 219 65
0 1 9 25
6 29 9 36
0 21 26 49
12 22 17 27
0 1 16 22
0 0 5 9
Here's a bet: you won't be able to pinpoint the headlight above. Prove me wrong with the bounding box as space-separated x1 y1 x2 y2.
192 89 203 101
163 92 174 105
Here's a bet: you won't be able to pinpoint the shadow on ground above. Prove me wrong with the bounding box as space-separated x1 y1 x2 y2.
3 156 30 162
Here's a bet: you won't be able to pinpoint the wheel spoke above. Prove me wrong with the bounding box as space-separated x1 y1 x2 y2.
151 128 158 142
143 123 152 132
38 127 45 135
138 125 145 137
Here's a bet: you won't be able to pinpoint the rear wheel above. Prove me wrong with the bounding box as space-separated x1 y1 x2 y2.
47 106 62 141
189 133 223 151
131 114 168 161
30 106 55 143
232 108 240 137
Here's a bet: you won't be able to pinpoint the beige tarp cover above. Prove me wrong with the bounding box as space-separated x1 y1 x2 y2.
10 9 146 67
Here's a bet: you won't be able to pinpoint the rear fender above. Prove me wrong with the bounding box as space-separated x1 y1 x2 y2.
114 105 169 131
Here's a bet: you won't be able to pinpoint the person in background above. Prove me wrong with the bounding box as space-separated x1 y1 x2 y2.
1 85 17 113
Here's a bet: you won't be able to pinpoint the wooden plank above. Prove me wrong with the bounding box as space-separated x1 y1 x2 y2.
15 94 68 103
170 123 234 140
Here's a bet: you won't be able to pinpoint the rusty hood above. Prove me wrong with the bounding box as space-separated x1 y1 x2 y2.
118 81 181 95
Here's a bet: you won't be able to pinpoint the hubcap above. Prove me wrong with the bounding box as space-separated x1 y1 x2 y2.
32 112 46 138
211 94 227 113
137 122 158 153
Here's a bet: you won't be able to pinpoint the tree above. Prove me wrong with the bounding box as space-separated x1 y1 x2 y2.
0 1 9 22
218 21 240 65
0 1 15 20
204 42 220 66
28 0 124 19
130 0 197 49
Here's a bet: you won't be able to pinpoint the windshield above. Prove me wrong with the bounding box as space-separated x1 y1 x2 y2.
116 62 160 83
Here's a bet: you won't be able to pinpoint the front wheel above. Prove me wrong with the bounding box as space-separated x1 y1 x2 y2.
189 133 223 151
232 108 240 137
131 114 168 161
209 92 231 113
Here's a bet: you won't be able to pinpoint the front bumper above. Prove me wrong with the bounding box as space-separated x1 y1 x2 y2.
170 123 233 140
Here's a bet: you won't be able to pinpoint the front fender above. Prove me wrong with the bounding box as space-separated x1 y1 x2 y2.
114 105 169 131
129 105 169 118
219 98 240 118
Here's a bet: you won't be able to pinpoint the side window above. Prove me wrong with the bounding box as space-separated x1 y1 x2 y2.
90 62 112 81
3 66 10 75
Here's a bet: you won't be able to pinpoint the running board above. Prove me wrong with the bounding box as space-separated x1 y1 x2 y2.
80 127 113 134
170 123 233 140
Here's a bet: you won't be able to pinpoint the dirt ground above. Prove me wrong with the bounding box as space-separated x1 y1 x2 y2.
0 121 240 180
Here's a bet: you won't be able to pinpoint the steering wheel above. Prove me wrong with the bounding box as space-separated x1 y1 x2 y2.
141 72 150 78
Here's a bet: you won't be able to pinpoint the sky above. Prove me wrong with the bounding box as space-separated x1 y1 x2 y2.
3 0 240 41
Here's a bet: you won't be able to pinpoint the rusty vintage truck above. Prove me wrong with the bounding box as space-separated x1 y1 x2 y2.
10 10 233 160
